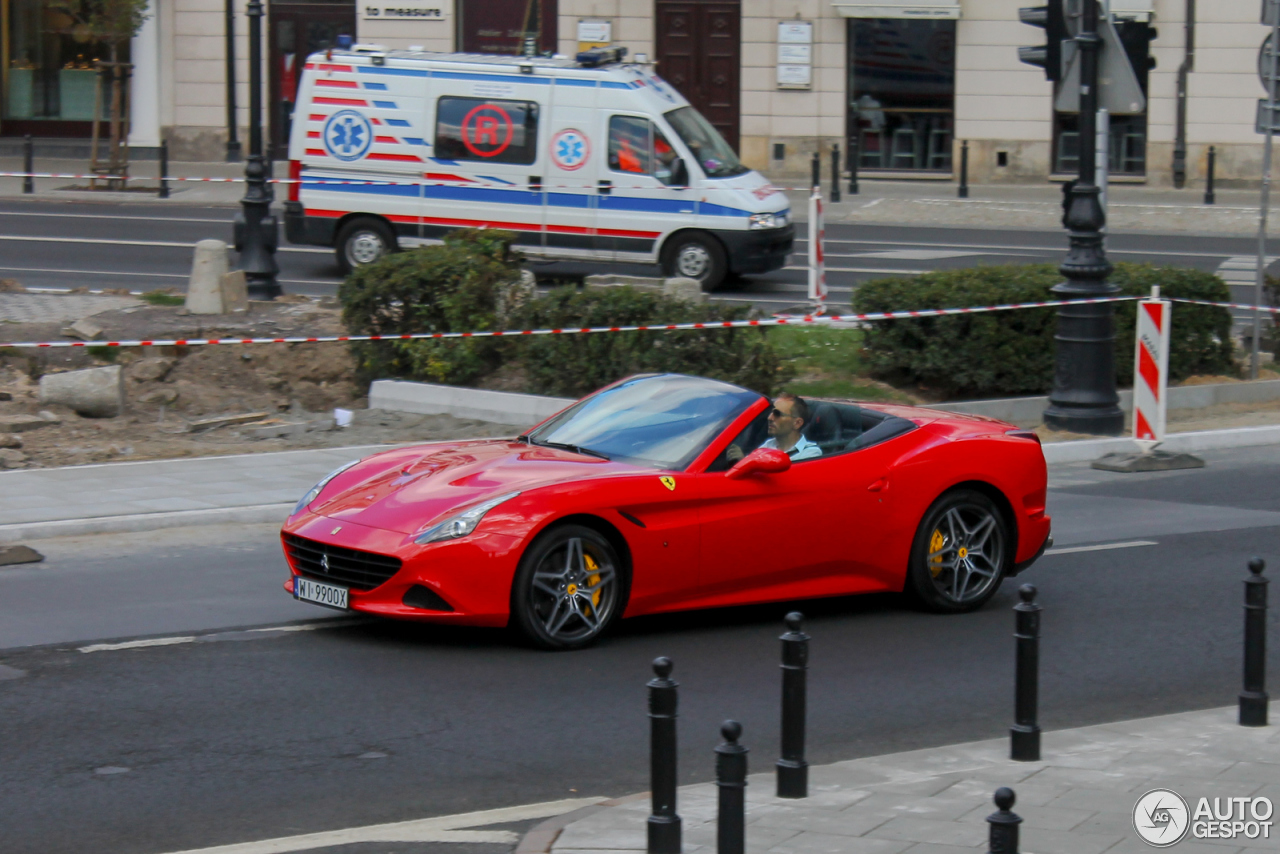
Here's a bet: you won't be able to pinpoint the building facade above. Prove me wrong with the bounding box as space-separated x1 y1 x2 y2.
0 0 1267 187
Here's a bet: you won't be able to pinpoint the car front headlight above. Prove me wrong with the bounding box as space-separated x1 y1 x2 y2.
293 459 361 516
748 212 779 230
415 491 521 545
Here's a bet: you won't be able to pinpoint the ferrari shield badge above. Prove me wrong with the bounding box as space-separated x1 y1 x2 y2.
660 476 676 491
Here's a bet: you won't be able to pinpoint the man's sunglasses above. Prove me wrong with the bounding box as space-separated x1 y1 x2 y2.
768 407 793 418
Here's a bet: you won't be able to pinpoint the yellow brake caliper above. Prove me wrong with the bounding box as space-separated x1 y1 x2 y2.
584 553 602 613
929 529 945 577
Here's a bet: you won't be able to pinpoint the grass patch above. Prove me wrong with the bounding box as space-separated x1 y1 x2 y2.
786 377 913 402
768 325 866 375
141 290 185 306
86 345 118 361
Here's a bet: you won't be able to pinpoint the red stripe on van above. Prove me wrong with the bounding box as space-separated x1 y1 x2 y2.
314 97 368 106
309 114 327 122
367 153 423 162
303 208 417 226
316 79 360 88
423 173 476 182
305 148 327 157
423 215 541 232
545 224 593 235
598 227 663 238
314 63 354 73
374 135 400 144
306 131 321 139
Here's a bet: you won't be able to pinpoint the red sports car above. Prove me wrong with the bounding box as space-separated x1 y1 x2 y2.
281 373 1051 649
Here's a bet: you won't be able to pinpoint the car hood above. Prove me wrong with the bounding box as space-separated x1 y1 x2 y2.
309 439 649 535
712 170 790 214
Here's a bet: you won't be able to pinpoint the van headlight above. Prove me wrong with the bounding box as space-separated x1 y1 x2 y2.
293 459 360 515
415 492 521 544
749 212 783 230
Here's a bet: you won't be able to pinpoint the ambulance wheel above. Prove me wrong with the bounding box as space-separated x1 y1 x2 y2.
662 232 728 292
336 218 396 274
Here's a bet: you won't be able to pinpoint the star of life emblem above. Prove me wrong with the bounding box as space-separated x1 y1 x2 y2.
324 110 373 162
551 129 589 171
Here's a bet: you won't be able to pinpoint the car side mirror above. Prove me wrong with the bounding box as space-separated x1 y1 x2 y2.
726 447 791 480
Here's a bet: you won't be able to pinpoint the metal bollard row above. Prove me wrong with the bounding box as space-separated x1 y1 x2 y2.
647 657 681 854
23 135 34 195
1240 558 1269 727
716 721 748 854
1010 584 1041 761
777 612 809 798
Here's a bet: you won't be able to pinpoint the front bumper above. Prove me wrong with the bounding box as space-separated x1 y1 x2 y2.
712 224 794 274
281 513 522 626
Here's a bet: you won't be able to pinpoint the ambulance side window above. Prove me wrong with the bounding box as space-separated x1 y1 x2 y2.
608 116 681 186
435 97 539 165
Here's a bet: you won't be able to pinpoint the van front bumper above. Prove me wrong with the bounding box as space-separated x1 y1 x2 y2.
284 201 336 247
713 224 794 275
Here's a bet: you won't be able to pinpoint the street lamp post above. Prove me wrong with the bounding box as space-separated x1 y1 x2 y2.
1042 0 1124 435
225 0 241 162
236 0 281 301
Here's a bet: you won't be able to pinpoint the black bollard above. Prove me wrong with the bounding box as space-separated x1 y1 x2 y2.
848 134 859 195
647 657 681 854
22 135 34 195
987 787 1022 854
1240 558 1269 727
1204 145 1216 206
1010 585 1041 761
777 611 809 798
958 140 969 199
830 144 841 203
158 139 170 199
716 720 747 854
810 151 820 192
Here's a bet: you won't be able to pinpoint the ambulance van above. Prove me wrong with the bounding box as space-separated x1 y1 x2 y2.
283 45 794 291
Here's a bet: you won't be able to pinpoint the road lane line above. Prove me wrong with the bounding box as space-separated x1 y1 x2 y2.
793 237 1238 260
154 796 606 854
1044 540 1158 556
0 234 329 254
77 619 360 652
783 265 929 274
0 210 231 224
79 636 197 653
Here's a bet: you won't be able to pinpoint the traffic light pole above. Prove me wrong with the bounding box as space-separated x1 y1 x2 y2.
1043 0 1125 435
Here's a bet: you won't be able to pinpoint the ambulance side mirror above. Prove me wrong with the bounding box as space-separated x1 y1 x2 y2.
671 159 688 187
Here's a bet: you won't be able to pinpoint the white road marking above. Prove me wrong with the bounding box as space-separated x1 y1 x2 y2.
783 265 929 275
17 275 338 288
79 636 197 653
0 233 329 254
154 796 605 854
1044 540 1158 556
793 237 1238 260
852 249 988 261
0 210 231 224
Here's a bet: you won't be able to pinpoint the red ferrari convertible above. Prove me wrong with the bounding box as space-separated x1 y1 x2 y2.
282 373 1050 649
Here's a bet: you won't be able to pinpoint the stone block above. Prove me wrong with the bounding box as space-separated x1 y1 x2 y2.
39 365 124 418
128 356 175 383
663 276 705 302
221 270 248 313
0 414 57 433
186 239 229 315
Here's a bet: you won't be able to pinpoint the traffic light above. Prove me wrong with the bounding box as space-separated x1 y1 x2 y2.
1018 0 1068 82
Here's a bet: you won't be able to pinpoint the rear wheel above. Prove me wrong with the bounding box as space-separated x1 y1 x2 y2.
511 525 626 650
335 217 396 274
662 232 729 292
907 489 1009 613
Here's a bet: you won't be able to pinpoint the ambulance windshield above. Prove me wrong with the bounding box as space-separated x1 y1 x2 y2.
664 107 747 179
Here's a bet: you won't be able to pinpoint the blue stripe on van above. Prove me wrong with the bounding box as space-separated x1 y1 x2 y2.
600 81 630 90
478 175 515 185
385 119 412 127
302 175 752 218
359 66 430 78
363 82 388 90
429 157 460 165
372 100 398 109
431 70 551 85
403 137 427 146
554 79 596 88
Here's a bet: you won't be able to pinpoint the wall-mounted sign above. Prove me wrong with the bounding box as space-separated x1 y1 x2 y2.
578 19 612 53
362 0 445 21
776 20 813 89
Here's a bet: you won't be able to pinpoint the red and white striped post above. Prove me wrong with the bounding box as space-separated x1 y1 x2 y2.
1133 286 1171 449
807 188 827 311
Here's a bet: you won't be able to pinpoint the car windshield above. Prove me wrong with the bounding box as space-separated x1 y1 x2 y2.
664 107 749 178
526 374 762 470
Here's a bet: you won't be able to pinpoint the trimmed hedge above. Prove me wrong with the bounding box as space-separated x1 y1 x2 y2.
512 287 788 398
851 263 1236 398
339 229 523 386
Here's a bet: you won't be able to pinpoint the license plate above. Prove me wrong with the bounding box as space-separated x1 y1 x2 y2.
294 576 349 610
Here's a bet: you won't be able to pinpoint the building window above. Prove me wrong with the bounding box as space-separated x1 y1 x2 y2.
435 97 539 164
846 18 956 173
1052 18 1153 176
3 0 127 131
457 0 558 55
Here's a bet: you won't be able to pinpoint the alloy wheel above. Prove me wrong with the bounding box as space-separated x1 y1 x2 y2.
926 503 1005 605
675 244 711 279
528 536 618 644
347 231 387 266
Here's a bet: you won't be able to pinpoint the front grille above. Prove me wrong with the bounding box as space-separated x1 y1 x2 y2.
284 533 403 591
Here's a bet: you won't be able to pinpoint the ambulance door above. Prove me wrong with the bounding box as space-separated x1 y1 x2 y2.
542 80 602 261
598 113 694 265
425 86 546 252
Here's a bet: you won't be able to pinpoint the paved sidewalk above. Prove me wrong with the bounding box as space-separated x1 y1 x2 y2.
542 706 1278 854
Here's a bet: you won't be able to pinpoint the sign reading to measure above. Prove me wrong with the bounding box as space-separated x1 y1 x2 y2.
361 0 443 20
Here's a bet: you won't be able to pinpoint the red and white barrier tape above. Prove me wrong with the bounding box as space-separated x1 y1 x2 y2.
0 296 1139 350
1169 297 1280 314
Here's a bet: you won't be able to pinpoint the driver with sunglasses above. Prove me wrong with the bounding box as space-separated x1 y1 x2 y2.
726 393 821 463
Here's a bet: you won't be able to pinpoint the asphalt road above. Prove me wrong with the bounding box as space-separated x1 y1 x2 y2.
0 446 1277 854
0 197 1258 309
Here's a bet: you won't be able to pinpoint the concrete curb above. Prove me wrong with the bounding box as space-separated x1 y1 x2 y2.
0 503 293 544
516 794 649 854
369 380 572 427
1040 423 1280 463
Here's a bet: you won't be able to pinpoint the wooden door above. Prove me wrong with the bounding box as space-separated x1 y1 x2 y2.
655 1 740 151
269 4 357 157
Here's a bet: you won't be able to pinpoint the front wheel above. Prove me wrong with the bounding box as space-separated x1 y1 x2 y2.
662 232 729 292
906 489 1009 613
511 525 626 650
335 217 396 274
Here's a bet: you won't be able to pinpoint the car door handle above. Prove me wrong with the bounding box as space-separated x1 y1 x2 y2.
597 180 612 195
867 477 889 493
528 175 542 191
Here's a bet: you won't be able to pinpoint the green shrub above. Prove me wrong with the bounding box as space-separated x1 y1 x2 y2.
513 286 790 398
141 290 185 306
852 263 1235 398
339 229 524 385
